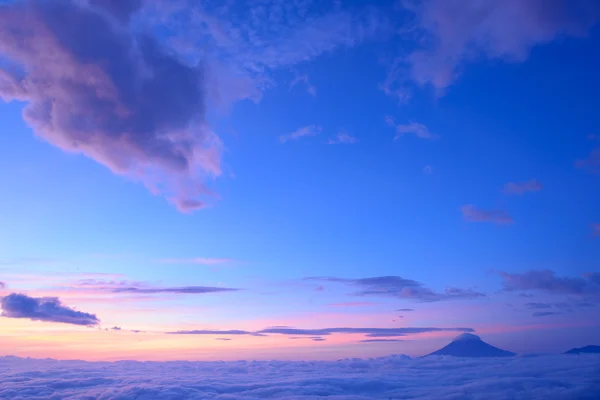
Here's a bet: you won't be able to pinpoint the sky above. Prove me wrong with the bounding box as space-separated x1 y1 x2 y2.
0 0 599 361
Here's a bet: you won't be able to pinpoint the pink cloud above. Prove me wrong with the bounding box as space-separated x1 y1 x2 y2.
503 179 543 195
462 204 514 225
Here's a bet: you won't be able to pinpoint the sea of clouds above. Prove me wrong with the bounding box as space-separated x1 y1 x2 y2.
1 354 599 399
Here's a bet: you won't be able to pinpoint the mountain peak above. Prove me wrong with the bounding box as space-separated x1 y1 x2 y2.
426 334 515 358
452 333 481 342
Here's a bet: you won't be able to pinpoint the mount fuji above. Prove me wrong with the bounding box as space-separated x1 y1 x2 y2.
426 333 516 358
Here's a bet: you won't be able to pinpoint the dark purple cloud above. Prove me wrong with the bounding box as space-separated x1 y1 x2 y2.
524 302 553 310
503 180 543 195
462 205 514 225
403 0 600 91
499 270 600 297
0 0 222 211
258 326 474 337
396 308 415 312
307 276 484 302
112 286 238 294
111 326 122 331
0 293 99 326
532 311 561 317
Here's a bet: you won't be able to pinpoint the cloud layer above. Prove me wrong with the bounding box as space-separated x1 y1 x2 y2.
1 293 99 326
0 354 599 399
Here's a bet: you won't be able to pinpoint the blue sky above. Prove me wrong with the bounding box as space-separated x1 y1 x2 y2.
0 0 599 360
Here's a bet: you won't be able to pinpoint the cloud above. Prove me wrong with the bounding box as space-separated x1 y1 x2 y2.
0 293 99 326
0 282 5 289
290 73 316 96
89 0 142 23
314 285 325 292
308 276 485 302
503 180 543 195
499 270 600 297
328 302 377 308
168 330 255 336
215 338 232 341
532 311 561 317
402 0 600 91
279 125 322 143
397 308 415 312
1 355 599 399
524 302 552 310
113 286 239 294
258 326 474 337
289 336 326 342
327 131 359 145
385 117 437 140
155 257 236 265
359 339 405 343
577 147 600 173
462 204 514 225
0 0 232 212
110 326 122 331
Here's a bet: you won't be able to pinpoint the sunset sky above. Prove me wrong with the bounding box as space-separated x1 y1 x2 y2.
0 0 599 361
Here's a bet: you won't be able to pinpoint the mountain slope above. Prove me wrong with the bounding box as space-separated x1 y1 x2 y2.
426 333 516 358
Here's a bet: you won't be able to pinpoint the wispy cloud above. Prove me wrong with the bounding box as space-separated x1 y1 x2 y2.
328 302 377 308
327 131 359 145
400 0 600 92
498 270 600 297
385 117 438 140
576 147 600 173
156 258 236 265
290 73 316 96
396 308 415 312
112 286 239 295
279 125 322 143
462 205 514 225
1 293 99 326
307 276 484 302
258 326 473 337
532 311 561 317
503 180 543 195
168 330 257 336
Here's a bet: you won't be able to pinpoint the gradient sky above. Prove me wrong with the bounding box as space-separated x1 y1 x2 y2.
1 0 600 361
